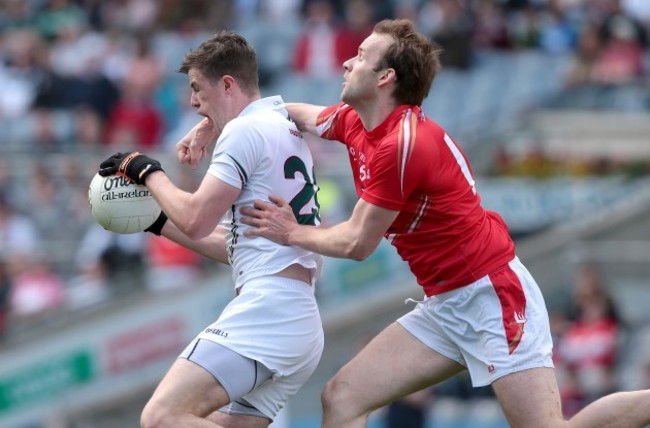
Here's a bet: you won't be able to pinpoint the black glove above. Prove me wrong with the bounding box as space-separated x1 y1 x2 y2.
99 152 163 185
144 212 168 235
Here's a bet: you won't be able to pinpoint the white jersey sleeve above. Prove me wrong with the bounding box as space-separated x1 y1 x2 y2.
207 97 322 290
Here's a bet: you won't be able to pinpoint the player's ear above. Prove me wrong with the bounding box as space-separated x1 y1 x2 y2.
377 68 397 87
222 75 236 93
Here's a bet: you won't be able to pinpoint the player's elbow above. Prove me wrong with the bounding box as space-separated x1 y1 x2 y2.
183 216 212 240
344 240 376 261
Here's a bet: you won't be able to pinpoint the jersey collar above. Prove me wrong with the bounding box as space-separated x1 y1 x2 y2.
365 104 422 139
238 95 286 118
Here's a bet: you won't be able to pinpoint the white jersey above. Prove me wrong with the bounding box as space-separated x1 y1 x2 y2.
207 96 322 290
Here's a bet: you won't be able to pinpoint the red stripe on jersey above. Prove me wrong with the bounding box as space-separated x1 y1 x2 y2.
489 265 527 355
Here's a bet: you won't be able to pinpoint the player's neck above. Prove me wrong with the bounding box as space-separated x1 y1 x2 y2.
355 97 399 132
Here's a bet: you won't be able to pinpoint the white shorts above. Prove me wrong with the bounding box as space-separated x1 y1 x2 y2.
397 257 554 387
188 275 324 419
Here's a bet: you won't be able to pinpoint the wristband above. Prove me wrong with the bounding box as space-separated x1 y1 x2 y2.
145 211 168 235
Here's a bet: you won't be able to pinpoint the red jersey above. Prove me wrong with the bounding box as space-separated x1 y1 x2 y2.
316 103 515 296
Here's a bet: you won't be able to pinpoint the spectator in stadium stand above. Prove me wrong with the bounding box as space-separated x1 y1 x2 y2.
564 23 603 88
472 0 512 50
74 223 147 294
209 18 649 428
0 0 36 31
536 0 577 55
103 34 164 150
35 0 88 42
557 265 621 403
0 190 40 269
422 0 474 70
98 30 323 428
0 28 43 120
25 163 77 243
8 252 65 321
291 0 342 80
592 5 647 85
334 0 376 71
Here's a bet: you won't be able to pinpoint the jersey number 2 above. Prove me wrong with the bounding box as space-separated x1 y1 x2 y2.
284 156 320 226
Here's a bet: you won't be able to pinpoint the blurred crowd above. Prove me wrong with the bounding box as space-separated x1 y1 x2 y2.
0 0 647 150
0 1 649 421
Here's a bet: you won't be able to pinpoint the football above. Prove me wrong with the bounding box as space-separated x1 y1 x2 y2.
88 173 161 234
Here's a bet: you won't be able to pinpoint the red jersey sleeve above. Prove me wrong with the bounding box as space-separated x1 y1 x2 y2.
316 103 354 142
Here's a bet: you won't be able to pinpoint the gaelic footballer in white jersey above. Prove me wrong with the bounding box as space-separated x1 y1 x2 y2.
207 95 323 290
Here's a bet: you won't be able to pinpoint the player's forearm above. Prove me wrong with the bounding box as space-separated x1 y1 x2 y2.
286 103 325 135
146 171 215 239
287 221 377 261
162 222 229 264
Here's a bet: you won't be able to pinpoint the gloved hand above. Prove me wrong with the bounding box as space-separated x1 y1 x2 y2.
99 152 163 185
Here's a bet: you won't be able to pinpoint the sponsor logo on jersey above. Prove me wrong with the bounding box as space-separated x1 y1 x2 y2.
289 128 303 138
514 311 527 324
205 328 229 338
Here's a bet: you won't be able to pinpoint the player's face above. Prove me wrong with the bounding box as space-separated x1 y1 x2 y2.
341 32 393 105
187 68 228 127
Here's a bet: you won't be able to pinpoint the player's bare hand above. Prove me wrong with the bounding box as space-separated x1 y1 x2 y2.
176 118 218 169
240 196 296 245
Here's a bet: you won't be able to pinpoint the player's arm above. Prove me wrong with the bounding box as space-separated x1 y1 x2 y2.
146 171 239 240
158 221 230 264
241 196 398 260
176 118 220 169
285 103 326 135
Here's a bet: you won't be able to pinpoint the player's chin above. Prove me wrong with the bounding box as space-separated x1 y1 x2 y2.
340 90 349 104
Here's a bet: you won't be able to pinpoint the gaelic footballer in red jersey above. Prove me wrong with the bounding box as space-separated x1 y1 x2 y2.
316 102 515 295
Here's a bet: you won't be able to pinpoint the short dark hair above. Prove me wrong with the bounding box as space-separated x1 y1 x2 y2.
372 19 442 106
178 31 259 95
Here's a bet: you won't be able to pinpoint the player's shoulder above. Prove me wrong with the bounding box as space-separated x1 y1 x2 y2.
409 110 447 141
230 108 290 134
378 109 447 154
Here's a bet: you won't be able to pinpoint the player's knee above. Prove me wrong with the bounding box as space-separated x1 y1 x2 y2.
321 375 356 415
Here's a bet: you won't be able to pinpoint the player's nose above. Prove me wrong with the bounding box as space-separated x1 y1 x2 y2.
190 93 200 108
343 57 354 71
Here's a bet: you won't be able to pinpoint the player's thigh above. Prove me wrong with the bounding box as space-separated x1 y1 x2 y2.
328 322 465 410
145 358 229 418
208 411 270 428
492 367 565 428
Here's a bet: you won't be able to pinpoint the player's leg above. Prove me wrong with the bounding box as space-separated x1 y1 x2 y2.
493 368 650 428
141 339 273 428
207 411 270 428
491 367 567 428
568 389 650 428
141 358 230 428
321 322 465 428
